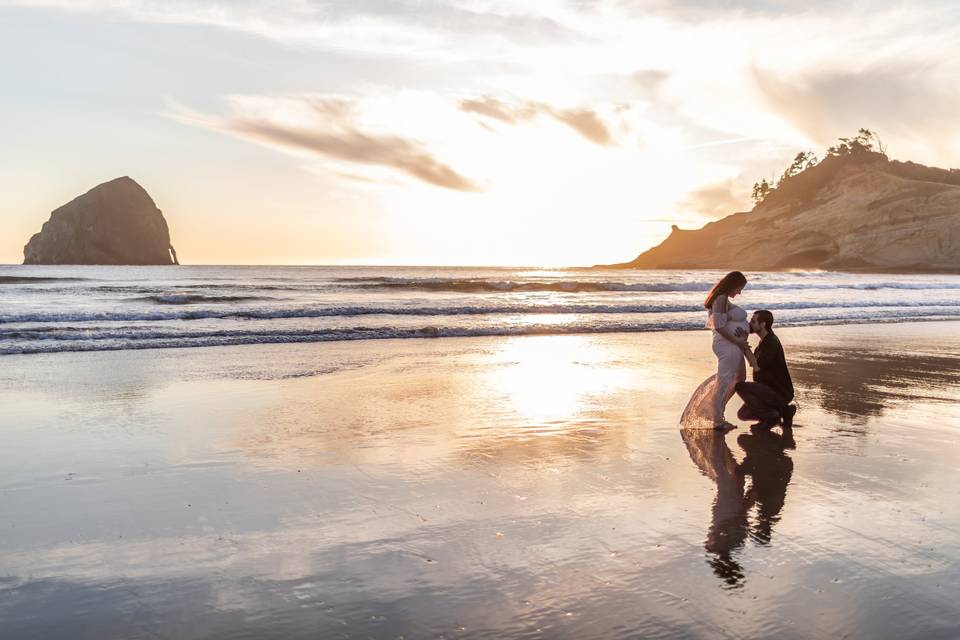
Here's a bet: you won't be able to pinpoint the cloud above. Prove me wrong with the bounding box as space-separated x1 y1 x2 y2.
233 120 481 192
0 0 584 61
679 178 750 219
752 64 960 160
459 96 537 124
547 107 613 146
11 0 960 200
168 95 481 192
631 69 669 90
459 96 615 146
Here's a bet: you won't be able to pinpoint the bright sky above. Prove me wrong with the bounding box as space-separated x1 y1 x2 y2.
2 0 959 266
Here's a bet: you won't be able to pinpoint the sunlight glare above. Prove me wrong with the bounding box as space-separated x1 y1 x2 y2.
487 335 631 428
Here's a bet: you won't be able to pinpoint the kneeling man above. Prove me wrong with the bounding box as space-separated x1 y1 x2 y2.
736 310 796 429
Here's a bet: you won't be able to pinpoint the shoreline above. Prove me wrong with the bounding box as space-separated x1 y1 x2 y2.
0 317 960 361
4 316 960 358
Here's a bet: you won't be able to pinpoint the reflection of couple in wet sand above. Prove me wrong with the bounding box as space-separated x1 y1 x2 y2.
682 271 797 432
681 426 795 587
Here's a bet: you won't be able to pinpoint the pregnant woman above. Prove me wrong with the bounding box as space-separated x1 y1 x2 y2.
681 271 758 430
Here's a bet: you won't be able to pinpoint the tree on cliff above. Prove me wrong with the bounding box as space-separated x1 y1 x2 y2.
751 178 772 204
781 151 818 181
751 129 887 205
827 128 887 157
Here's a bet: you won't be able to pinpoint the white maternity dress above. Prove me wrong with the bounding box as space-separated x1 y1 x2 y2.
680 296 749 428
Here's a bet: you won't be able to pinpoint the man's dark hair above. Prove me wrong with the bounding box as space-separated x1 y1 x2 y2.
754 309 774 332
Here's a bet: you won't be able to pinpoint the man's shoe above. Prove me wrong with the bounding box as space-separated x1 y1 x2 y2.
781 404 797 429
750 418 777 430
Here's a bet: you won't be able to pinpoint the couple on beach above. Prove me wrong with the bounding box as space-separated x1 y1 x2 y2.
682 271 796 431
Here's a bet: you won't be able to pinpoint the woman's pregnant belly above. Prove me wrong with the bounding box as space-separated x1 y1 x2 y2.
713 320 750 352
727 320 750 341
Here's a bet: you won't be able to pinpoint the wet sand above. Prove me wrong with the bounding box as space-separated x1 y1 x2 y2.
2 323 960 639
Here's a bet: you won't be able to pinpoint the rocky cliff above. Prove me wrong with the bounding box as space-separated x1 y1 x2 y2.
602 152 960 273
23 177 179 265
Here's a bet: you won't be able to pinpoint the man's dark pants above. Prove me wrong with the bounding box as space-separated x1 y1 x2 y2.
735 381 788 422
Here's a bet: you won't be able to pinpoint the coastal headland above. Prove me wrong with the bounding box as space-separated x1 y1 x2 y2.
599 142 960 274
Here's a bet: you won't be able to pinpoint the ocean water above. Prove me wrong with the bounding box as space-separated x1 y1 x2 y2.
2 264 960 355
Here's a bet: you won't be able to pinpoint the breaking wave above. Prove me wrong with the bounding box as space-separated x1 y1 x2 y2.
2 299 958 325
134 294 270 305
4 309 960 355
334 276 960 293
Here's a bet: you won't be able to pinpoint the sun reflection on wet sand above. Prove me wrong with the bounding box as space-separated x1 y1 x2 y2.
485 335 633 429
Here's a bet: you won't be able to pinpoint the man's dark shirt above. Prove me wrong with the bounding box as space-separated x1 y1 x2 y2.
753 331 794 402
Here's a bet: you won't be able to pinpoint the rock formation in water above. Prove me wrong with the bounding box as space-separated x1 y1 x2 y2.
23 176 179 265
601 151 960 273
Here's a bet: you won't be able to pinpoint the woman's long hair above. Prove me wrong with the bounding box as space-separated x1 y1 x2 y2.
704 271 747 309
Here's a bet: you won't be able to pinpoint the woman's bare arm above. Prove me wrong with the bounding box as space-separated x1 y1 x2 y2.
743 345 759 371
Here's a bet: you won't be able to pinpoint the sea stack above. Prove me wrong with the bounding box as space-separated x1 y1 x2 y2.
23 177 179 265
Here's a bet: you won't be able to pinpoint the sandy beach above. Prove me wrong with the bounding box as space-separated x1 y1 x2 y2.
2 322 960 639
